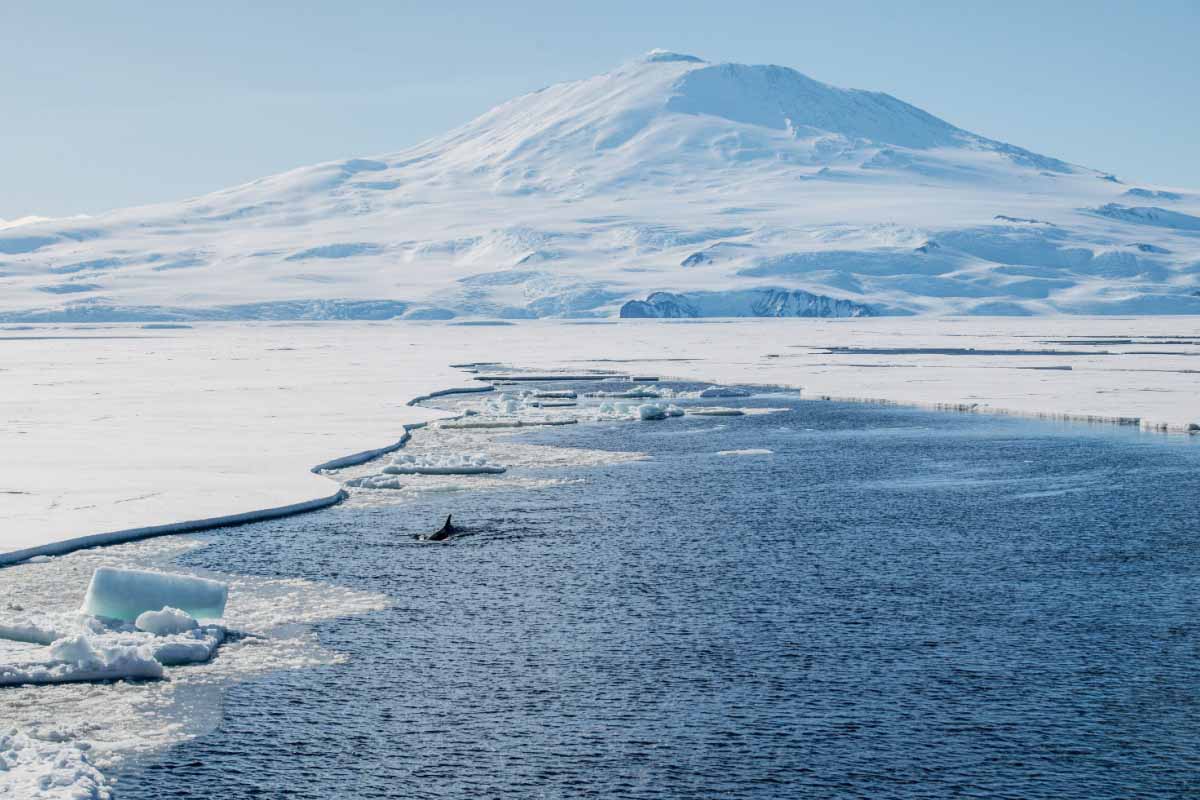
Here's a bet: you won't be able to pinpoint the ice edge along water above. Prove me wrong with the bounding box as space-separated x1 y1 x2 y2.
0 421 429 567
3 350 1197 568
0 491 344 568
0 385 500 565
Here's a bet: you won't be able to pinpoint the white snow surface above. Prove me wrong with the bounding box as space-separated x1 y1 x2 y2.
3 317 1200 564
1 52 1198 322
0 728 108 800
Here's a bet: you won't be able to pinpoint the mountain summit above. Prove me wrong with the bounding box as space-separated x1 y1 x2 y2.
1 51 1197 321
381 49 1074 196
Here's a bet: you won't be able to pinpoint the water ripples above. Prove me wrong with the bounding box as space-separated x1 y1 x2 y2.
114 393 1200 798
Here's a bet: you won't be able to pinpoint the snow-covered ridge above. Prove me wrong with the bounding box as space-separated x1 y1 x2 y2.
1 51 1198 320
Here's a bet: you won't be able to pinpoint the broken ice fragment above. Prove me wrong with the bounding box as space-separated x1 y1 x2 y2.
699 386 752 398
81 567 228 623
135 606 200 636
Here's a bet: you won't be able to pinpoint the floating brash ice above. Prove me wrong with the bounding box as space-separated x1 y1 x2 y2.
0 567 230 687
381 452 506 475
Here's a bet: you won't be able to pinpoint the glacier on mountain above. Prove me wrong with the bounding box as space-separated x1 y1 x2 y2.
1 50 1198 320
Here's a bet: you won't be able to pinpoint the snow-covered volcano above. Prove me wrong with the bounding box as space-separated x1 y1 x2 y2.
3 50 1199 321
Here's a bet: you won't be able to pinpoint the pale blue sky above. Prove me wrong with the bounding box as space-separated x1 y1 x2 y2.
2 1 1197 218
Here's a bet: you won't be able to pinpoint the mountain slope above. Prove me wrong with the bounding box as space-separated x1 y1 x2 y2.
2 50 1199 321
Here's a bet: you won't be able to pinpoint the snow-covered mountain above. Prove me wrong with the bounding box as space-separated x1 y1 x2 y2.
3 50 1199 321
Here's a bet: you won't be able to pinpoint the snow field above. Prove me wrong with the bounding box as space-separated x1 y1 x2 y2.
4 317 1200 564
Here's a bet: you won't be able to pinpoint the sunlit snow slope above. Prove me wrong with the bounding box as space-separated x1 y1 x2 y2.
3 50 1199 320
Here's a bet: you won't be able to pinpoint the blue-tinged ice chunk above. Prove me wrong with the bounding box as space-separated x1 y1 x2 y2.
638 403 668 421
81 567 228 623
699 386 752 398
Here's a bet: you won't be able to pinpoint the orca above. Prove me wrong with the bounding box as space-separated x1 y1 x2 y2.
419 514 458 542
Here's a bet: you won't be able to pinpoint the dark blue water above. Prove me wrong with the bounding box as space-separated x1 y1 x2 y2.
116 391 1200 798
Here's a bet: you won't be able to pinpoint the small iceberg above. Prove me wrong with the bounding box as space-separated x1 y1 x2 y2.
639 404 668 421
699 386 752 398
716 448 773 456
638 402 685 421
82 566 227 622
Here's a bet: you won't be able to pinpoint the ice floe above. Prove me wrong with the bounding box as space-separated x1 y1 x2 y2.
596 400 685 421
344 452 504 490
381 452 506 475
638 404 669 421
699 386 753 398
0 566 232 690
587 385 662 399
0 536 392 799
439 417 577 429
82 567 227 622
0 619 59 646
477 391 528 415
0 614 226 686
343 473 410 490
0 635 164 686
